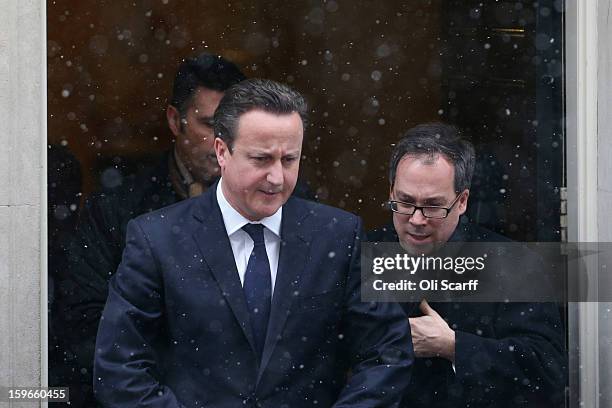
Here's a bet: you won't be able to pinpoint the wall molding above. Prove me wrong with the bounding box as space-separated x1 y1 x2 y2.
565 0 606 407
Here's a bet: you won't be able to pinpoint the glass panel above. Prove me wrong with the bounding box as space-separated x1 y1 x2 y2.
47 1 566 406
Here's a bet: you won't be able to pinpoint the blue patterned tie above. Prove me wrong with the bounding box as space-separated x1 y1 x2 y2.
242 223 272 358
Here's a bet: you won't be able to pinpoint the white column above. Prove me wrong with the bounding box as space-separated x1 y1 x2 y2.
566 0 612 407
0 0 47 406
596 0 612 405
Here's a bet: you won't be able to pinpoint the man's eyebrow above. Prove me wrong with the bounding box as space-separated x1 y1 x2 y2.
395 193 446 204
422 197 447 205
395 192 415 202
245 149 300 157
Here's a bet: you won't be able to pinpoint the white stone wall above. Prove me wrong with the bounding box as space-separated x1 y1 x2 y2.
0 0 46 407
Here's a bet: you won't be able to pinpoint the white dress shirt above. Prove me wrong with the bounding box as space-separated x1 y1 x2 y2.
216 179 281 293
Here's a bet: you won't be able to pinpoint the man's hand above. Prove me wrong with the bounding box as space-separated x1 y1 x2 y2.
409 300 455 362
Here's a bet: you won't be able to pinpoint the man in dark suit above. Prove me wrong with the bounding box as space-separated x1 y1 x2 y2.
368 123 566 407
94 78 413 407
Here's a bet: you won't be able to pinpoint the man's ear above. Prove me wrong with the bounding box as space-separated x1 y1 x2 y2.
214 137 229 168
166 105 182 138
458 189 470 215
389 184 394 199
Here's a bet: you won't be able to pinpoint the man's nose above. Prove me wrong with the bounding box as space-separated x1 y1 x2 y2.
267 160 284 186
408 208 428 226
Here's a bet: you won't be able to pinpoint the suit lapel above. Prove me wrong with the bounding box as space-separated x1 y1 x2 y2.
257 198 310 383
191 185 257 354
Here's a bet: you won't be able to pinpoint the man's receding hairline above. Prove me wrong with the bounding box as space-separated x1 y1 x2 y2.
398 152 453 167
230 108 304 141
236 106 304 118
394 152 462 193
232 108 304 131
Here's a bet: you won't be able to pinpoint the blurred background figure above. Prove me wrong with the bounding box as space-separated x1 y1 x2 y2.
47 143 83 405
50 53 245 407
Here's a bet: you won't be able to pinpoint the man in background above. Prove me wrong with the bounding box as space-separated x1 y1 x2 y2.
369 122 566 407
51 53 245 406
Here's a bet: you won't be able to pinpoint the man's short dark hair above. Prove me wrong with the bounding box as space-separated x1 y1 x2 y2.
213 78 308 150
389 122 476 192
170 53 246 116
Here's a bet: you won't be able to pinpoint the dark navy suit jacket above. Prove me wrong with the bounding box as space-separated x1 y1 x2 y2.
94 184 413 407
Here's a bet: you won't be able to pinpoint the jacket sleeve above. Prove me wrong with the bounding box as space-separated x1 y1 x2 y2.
454 302 566 406
333 217 414 408
54 194 127 373
93 218 184 408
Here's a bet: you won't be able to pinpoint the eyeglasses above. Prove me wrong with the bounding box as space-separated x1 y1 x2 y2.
387 193 462 219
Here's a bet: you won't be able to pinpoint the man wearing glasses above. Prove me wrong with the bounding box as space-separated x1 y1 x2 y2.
368 122 565 407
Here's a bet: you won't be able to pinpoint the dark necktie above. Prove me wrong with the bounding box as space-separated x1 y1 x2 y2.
242 223 272 358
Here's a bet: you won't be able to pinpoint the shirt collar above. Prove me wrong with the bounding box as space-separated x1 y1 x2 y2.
216 178 282 238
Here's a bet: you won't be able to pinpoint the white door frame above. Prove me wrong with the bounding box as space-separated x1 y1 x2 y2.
565 0 610 407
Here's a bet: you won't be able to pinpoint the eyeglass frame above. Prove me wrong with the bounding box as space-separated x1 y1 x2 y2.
387 192 464 219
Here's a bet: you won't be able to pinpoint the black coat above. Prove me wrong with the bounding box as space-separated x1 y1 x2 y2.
52 155 180 407
367 219 567 408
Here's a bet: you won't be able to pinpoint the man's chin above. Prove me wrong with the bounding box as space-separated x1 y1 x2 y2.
399 235 436 255
247 199 286 220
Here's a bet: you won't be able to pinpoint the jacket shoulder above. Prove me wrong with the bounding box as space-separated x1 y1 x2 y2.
84 156 177 220
461 222 512 242
128 196 205 243
132 195 199 224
